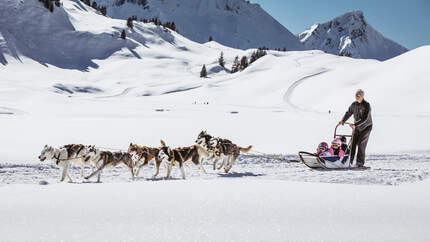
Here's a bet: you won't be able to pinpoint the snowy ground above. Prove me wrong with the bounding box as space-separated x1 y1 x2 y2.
1 177 430 242
2 153 430 186
1 153 430 241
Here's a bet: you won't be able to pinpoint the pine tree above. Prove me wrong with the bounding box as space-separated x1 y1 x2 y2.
208 36 213 42
127 17 134 29
200 64 207 78
91 2 98 9
43 0 50 9
49 2 54 12
171 22 176 31
240 56 248 71
100 6 107 16
120 30 126 40
282 47 286 52
138 0 148 6
218 52 225 68
231 56 240 73
250 51 257 64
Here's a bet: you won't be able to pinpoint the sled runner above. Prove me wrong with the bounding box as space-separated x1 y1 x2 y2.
299 123 370 170
298 151 369 170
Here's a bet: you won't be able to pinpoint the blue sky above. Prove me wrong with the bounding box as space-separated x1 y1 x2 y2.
252 0 430 50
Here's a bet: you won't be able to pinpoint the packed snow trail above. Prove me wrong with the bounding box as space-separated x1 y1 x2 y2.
2 153 430 186
283 68 330 112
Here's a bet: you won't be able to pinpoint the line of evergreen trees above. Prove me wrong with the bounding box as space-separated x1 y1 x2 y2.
80 0 107 16
38 0 61 13
274 47 287 52
200 48 268 78
141 18 177 32
115 0 148 8
125 16 178 32
231 48 267 73
122 16 178 40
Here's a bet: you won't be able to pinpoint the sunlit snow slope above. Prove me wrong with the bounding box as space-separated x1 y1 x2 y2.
91 0 304 50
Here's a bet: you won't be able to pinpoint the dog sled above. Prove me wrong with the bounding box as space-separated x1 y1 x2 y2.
299 123 370 170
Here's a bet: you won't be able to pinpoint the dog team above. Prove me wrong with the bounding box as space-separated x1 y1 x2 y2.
38 131 252 182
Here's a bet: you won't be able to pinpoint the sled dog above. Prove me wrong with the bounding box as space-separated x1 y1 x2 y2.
212 138 252 173
158 140 209 179
128 143 162 178
38 144 97 182
84 147 136 182
196 131 252 172
196 131 224 169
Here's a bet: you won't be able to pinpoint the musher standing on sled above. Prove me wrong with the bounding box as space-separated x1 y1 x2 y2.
339 89 372 167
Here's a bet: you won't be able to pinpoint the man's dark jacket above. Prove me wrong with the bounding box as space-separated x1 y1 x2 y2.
342 100 372 132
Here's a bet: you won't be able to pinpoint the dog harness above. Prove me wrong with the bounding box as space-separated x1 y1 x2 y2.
170 149 176 166
54 152 61 165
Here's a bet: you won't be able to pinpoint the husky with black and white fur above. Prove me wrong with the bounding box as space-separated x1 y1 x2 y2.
83 147 137 182
158 140 209 179
195 131 229 170
38 144 97 182
196 131 252 172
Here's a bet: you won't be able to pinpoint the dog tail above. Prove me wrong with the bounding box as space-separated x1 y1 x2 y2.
239 145 253 153
195 144 210 158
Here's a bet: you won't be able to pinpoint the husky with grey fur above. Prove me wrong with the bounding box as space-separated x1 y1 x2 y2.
83 147 137 182
38 144 97 182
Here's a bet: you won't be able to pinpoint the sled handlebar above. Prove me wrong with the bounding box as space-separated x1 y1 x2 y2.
334 122 355 138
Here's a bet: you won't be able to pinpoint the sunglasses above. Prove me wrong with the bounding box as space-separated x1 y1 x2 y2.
331 144 340 147
355 94 362 98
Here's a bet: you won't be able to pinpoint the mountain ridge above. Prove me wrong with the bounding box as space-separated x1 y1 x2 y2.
92 0 304 50
299 10 408 61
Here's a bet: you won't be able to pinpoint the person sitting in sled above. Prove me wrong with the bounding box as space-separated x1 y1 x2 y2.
316 142 331 156
330 138 345 158
340 136 350 154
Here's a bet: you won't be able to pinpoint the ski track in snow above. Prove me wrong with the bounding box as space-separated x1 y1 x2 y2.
96 87 135 98
1 153 429 186
283 68 330 112
0 106 25 115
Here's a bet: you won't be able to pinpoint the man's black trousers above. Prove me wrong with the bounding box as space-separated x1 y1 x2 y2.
350 125 372 166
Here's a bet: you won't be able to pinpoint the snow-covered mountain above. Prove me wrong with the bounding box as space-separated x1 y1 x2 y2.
299 11 408 61
91 0 304 50
0 0 207 70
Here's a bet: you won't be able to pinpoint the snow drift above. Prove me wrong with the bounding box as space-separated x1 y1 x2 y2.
299 11 408 61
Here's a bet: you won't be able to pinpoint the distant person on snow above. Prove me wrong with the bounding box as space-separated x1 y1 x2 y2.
316 142 331 156
329 138 345 158
339 89 372 167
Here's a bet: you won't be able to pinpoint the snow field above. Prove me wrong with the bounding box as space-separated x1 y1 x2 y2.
0 179 429 242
